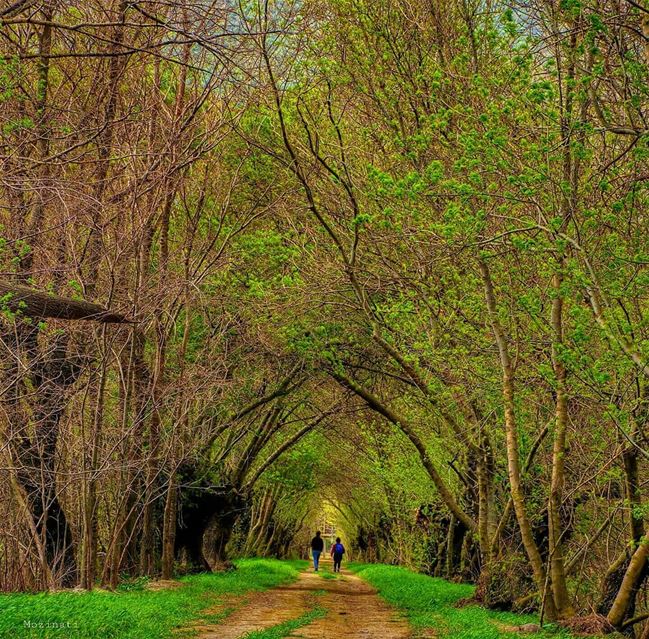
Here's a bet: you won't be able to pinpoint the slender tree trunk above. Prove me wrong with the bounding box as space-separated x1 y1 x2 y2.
479 257 557 621
624 471 642 550
245 489 273 556
476 429 492 565
548 271 574 618
139 324 166 576
161 471 178 579
23 0 53 273
80 327 109 589
160 293 191 579
101 331 138 588
85 0 128 296
605 409 648 627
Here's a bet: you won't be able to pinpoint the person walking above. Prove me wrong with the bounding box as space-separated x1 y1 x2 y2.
311 531 324 571
330 537 345 573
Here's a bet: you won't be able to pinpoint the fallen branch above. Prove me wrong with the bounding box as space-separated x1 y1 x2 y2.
0 282 131 323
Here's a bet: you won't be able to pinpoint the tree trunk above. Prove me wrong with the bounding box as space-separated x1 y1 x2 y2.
479 258 557 621
161 471 178 579
3 325 82 589
80 328 108 589
139 325 166 576
600 396 646 626
202 494 244 570
607 537 649 628
548 271 574 618
445 516 467 580
623 438 644 546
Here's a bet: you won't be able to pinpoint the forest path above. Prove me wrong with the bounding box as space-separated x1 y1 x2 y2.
195 560 415 638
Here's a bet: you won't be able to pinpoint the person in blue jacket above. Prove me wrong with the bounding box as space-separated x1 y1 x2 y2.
311 531 324 571
330 537 345 573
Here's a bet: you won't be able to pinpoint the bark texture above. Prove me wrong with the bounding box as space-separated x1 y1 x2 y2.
0 282 130 323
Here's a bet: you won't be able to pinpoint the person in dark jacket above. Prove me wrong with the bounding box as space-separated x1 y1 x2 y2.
330 537 345 573
311 531 324 571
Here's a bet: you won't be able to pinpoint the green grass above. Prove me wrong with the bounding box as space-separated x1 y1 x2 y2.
316 565 338 580
242 606 326 639
0 559 307 639
350 563 575 639
241 585 326 639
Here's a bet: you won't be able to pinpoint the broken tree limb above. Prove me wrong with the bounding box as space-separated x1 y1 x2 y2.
0 282 131 323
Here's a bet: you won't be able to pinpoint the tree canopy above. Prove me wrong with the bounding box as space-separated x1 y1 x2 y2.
1 0 648 633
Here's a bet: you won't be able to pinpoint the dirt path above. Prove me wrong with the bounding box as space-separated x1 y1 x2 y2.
196 563 414 639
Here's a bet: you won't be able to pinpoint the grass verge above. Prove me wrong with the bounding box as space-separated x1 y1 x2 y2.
0 559 307 639
350 563 576 639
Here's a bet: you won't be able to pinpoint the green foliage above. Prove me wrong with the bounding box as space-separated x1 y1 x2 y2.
2 116 34 135
1 0 647 619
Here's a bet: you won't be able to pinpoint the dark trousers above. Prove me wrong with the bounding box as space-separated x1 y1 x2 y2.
333 553 343 572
